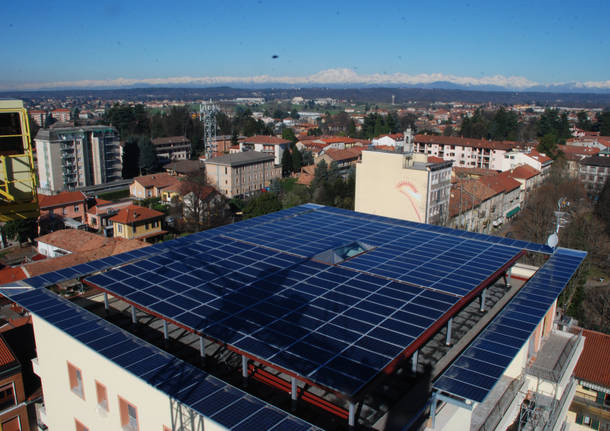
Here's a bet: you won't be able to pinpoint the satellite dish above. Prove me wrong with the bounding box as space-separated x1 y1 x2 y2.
547 233 559 249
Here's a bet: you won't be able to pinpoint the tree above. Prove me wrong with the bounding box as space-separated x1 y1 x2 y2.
596 178 610 234
44 113 56 128
281 128 297 143
243 192 282 219
291 143 302 173
2 219 37 245
537 133 560 158
281 148 292 177
290 109 300 119
595 110 610 136
230 130 239 147
179 169 226 231
576 111 592 131
301 149 314 166
137 138 160 174
121 137 140 179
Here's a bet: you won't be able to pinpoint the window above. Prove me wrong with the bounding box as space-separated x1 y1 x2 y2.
0 383 16 410
67 362 84 398
117 224 123 233
96 381 108 411
119 396 138 431
74 205 79 212
75 419 89 431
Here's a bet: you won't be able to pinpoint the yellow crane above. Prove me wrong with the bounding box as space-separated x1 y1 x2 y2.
0 99 39 222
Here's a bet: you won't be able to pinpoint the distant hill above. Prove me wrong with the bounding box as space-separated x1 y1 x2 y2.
3 86 610 108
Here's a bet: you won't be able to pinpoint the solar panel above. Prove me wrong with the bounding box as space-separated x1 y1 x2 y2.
2 287 318 431
432 248 586 403
14 204 546 398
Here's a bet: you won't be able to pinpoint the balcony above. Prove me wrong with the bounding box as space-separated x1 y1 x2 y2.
528 330 584 384
31 357 40 377
471 375 527 431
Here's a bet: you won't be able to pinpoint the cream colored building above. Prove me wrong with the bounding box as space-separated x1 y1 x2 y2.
355 150 452 225
205 152 280 198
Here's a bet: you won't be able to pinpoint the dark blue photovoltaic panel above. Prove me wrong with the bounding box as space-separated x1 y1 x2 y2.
433 248 586 403
2 287 318 431
7 204 559 399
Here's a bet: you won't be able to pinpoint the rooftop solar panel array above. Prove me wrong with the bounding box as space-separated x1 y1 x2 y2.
1 287 318 431
79 206 526 396
432 248 586 403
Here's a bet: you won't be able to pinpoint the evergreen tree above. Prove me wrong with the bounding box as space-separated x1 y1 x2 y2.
137 138 160 174
281 148 292 176
290 143 302 173
121 137 140 179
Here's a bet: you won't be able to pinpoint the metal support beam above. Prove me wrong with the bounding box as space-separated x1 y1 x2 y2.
504 268 512 288
131 305 137 324
411 349 419 374
291 377 298 401
199 337 205 365
241 355 248 379
480 288 486 312
103 292 109 312
430 391 438 428
446 317 453 346
348 402 356 428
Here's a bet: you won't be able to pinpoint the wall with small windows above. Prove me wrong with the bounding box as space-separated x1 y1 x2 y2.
31 315 227 431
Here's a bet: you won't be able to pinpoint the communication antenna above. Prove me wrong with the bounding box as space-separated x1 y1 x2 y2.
547 197 569 250
199 100 218 160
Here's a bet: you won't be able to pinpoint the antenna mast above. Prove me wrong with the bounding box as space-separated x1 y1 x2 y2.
200 100 218 160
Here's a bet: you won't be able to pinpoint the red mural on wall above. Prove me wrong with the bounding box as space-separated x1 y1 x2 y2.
396 181 423 222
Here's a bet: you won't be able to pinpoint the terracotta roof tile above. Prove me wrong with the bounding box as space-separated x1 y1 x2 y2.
36 229 115 253
479 174 521 194
574 329 610 388
526 150 552 164
415 134 517 151
323 147 363 162
132 172 181 189
0 335 17 368
109 205 164 224
504 164 540 180
242 135 291 145
0 267 27 284
38 191 87 209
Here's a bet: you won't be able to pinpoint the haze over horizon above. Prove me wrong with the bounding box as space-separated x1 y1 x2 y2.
3 0 609 92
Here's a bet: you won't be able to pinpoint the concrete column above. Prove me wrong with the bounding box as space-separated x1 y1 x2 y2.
411 350 419 374
446 318 453 346
163 321 169 340
348 402 356 428
480 288 486 312
131 305 137 324
103 292 109 311
430 392 438 428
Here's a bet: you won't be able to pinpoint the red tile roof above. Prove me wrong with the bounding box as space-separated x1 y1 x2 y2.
479 173 521 194
0 335 17 368
323 147 363 162
415 134 517 151
526 150 552 165
452 167 499 177
574 329 610 388
36 229 123 253
132 172 180 190
23 239 149 277
427 156 445 164
375 133 403 140
109 205 164 224
242 135 291 145
0 267 27 284
504 164 540 180
38 191 87 209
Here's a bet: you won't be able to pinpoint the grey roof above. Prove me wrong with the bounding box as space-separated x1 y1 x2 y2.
204 151 274 167
35 125 117 141
582 155 610 167
152 136 190 146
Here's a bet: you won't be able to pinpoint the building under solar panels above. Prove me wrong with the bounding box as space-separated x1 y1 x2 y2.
0 204 588 430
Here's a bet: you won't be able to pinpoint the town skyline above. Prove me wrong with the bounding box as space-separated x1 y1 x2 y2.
3 0 610 91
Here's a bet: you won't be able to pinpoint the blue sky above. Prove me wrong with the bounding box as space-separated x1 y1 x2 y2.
2 0 609 89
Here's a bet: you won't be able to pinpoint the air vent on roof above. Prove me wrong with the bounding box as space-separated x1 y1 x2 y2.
313 241 373 265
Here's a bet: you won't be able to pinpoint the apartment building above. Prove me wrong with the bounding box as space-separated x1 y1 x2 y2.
501 149 553 178
0 204 586 431
51 108 71 123
205 152 280 198
413 134 517 170
35 126 122 194
567 329 610 430
579 155 610 197
151 136 192 162
239 135 291 165
355 150 453 224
